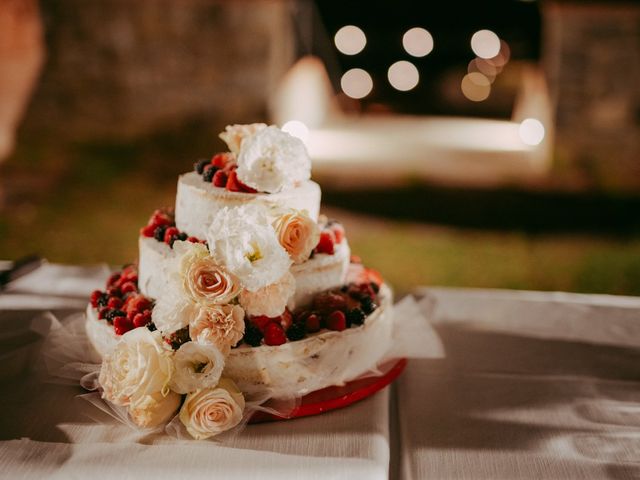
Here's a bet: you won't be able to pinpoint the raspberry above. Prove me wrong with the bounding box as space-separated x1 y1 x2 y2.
263 322 287 346
125 294 152 318
151 210 173 228
346 307 366 327
243 324 263 347
211 153 229 169
305 313 321 333
133 311 152 328
194 158 210 174
212 170 227 187
106 286 121 298
331 223 345 244
326 310 347 331
315 231 335 255
164 227 179 244
140 224 157 237
202 164 218 183
286 323 306 341
107 273 121 287
120 281 137 294
90 290 103 308
313 292 347 313
107 297 123 309
113 316 134 336
153 225 167 242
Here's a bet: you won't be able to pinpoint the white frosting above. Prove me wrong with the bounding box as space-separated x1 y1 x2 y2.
139 235 349 306
290 240 350 308
85 285 393 399
174 172 321 239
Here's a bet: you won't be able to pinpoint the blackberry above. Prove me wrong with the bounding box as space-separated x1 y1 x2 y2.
346 307 366 327
153 225 167 242
194 158 210 174
178 232 188 241
370 282 380 294
286 323 306 341
243 325 263 347
165 326 190 350
147 322 157 332
360 297 376 314
202 165 219 183
97 292 109 308
104 308 126 324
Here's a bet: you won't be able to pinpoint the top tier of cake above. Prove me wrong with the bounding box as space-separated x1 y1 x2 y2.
175 172 321 239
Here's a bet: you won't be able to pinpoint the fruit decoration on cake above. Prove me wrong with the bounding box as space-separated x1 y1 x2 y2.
85 123 395 439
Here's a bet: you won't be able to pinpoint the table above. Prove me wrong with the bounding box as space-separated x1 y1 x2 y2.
1 263 639 479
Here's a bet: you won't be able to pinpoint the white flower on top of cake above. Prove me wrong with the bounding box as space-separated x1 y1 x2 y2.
206 204 292 292
272 208 320 264
98 328 174 407
219 123 267 155
236 125 311 193
170 341 226 394
239 271 296 317
189 304 245 355
179 378 245 440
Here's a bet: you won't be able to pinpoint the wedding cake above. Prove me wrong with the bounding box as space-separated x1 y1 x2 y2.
85 123 394 439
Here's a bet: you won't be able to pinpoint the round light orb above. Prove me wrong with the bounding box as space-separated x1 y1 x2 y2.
341 68 373 99
468 58 497 82
470 30 501 59
334 25 367 55
461 73 491 101
282 120 310 144
519 118 545 146
387 61 420 91
402 27 434 57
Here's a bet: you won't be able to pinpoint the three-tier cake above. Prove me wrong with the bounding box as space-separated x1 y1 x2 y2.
85 123 393 439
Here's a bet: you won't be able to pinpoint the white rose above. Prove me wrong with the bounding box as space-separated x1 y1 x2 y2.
219 123 267 154
177 242 240 306
170 341 225 394
99 328 174 407
239 272 296 317
273 209 320 264
179 378 245 440
128 390 182 428
189 304 245 355
151 292 194 334
206 205 291 291
236 125 311 193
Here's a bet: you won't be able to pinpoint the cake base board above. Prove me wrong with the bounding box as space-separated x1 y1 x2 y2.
248 358 407 424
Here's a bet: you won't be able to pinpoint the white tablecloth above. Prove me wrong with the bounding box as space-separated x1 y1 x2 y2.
396 288 640 480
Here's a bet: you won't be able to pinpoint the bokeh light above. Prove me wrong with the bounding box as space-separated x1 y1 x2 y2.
468 58 498 82
402 27 434 57
461 72 491 101
487 40 511 68
282 120 310 144
334 25 367 55
470 30 501 59
341 68 373 99
519 118 545 146
387 61 420 91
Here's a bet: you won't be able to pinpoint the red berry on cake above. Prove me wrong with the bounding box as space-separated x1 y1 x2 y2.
151 209 173 228
263 322 287 346
132 311 152 328
279 309 293 330
90 290 103 308
326 310 347 331
187 236 200 243
313 292 347 313
211 153 229 169
120 281 138 295
163 226 179 244
113 316 134 336
212 170 228 188
140 224 157 237
249 315 272 333
125 294 152 318
107 297 123 309
107 273 121 287
315 231 335 255
305 313 321 333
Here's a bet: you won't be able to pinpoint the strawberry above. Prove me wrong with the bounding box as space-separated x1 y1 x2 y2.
263 322 287 346
163 226 179 244
187 236 200 243
212 170 228 188
211 153 229 169
313 292 347 313
315 231 335 255
113 316 134 336
226 170 257 193
326 310 347 331
305 313 321 333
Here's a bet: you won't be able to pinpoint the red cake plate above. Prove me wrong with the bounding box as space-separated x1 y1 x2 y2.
248 358 407 424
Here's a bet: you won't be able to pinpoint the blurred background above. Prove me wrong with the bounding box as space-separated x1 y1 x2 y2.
1 0 639 295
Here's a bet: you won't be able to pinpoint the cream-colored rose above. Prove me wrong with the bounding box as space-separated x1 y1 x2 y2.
189 304 245 354
128 390 182 428
179 378 245 440
239 271 295 317
170 341 225 394
273 210 320 264
180 243 240 306
99 328 174 407
219 123 267 154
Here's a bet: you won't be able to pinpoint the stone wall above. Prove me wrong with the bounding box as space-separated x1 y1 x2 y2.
543 2 640 189
23 0 295 140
